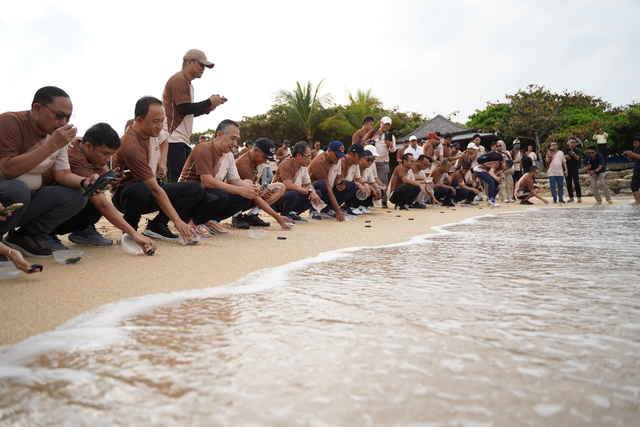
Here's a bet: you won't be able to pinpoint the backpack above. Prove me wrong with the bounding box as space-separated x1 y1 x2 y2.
477 151 503 165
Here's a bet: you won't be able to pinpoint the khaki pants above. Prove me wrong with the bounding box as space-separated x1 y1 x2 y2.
499 170 514 201
589 173 611 203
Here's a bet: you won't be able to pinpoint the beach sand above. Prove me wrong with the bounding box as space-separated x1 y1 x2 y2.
0 197 612 346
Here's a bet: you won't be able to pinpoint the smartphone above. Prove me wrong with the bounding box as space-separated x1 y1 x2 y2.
115 169 130 178
385 132 393 142
0 202 24 216
84 170 116 197
266 186 281 196
259 182 269 191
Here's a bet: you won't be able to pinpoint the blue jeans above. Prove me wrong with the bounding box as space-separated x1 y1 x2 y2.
548 175 564 201
475 171 499 201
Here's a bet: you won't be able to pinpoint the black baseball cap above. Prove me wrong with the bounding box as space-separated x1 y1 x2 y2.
254 138 276 162
349 143 366 156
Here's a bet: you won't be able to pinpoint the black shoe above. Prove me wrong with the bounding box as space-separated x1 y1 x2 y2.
3 231 53 258
142 220 179 240
287 212 308 223
411 202 427 209
520 200 533 205
443 200 456 207
244 213 270 227
231 215 250 229
36 234 68 250
394 204 409 211
381 203 388 209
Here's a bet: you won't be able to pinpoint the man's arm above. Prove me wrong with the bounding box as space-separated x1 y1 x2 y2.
0 125 77 179
143 176 195 241
88 193 157 252
325 179 345 222
157 138 168 180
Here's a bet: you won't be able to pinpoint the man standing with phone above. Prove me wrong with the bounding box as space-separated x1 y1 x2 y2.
369 116 396 208
545 141 568 203
0 86 92 257
164 49 227 182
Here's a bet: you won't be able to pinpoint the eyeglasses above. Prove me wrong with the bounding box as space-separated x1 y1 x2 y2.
41 104 73 122
302 154 312 158
365 158 374 163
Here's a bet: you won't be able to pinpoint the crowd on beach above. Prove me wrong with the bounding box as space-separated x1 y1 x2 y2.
2 48 640 276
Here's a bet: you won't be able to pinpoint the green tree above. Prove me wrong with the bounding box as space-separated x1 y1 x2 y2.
321 88 382 138
274 80 330 142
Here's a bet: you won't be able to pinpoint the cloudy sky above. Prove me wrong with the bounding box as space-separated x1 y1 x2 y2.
1 0 638 138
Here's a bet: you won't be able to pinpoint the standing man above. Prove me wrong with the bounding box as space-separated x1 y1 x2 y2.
352 115 375 145
593 128 609 165
545 142 568 203
511 139 523 183
625 136 640 205
164 48 227 182
563 137 582 203
584 146 613 205
0 86 90 257
276 140 292 165
405 136 421 159
369 116 396 208
310 141 324 159
111 96 202 242
422 132 441 165
396 139 410 163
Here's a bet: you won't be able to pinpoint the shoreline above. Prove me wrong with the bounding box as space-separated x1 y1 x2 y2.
0 196 629 346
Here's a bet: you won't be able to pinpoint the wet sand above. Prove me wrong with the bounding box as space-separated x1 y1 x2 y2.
0 197 614 346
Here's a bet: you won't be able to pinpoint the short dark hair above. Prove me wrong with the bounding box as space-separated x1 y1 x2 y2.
506 159 514 168
472 134 481 140
588 145 597 151
292 141 310 157
216 119 239 135
32 86 70 107
569 137 577 143
530 165 539 173
417 154 429 162
402 153 414 162
82 123 121 150
441 158 449 167
363 115 375 125
135 96 162 120
462 161 471 169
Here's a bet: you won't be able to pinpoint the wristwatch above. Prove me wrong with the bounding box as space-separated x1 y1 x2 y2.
307 188 313 195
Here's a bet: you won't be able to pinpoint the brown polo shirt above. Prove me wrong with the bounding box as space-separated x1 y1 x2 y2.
111 126 155 189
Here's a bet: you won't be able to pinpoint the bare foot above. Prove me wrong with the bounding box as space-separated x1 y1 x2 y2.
595 202 602 205
607 200 613 205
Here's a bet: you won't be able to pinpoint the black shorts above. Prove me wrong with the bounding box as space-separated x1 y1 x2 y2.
631 174 640 192
517 191 531 200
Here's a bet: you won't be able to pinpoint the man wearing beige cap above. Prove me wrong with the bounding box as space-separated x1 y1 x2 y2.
163 48 227 183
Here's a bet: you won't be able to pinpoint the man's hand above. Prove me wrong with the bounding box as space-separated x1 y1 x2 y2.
239 185 260 200
47 125 77 151
209 95 227 108
309 190 321 204
335 208 345 222
132 232 157 253
277 215 293 230
156 163 167 181
175 220 196 243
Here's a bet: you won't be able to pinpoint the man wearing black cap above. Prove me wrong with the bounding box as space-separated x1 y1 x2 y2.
164 48 227 183
233 138 292 229
308 141 356 221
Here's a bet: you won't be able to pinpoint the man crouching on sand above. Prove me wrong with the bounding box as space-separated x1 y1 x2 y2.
515 166 549 205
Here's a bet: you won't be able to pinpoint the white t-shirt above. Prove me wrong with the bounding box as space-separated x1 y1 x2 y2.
215 152 241 181
547 151 566 176
293 166 311 187
12 135 70 190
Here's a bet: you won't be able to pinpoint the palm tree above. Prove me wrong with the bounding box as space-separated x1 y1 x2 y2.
321 89 383 138
274 80 330 142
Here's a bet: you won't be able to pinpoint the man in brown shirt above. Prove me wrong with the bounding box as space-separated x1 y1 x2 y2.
276 140 292 165
352 115 375 145
234 138 292 228
164 49 227 182
396 140 410 163
111 96 202 242
310 141 324 159
429 159 456 206
308 141 356 221
49 123 156 252
388 153 425 210
273 141 323 222
449 161 480 205
0 86 90 257
422 132 441 165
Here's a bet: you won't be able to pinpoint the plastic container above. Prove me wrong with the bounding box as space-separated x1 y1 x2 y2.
356 190 368 201
344 214 356 221
53 250 83 265
121 233 143 255
248 229 267 239
281 220 295 230
0 261 22 280
178 234 200 246
311 200 326 211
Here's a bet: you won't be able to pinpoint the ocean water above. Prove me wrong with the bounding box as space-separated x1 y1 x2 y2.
1 205 639 426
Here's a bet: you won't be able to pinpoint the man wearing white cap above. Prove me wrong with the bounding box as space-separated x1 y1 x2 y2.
405 136 421 159
368 116 396 208
163 48 228 183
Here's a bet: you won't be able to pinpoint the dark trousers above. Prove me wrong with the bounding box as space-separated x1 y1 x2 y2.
566 169 581 198
167 142 192 183
389 184 421 207
513 170 522 184
272 190 308 215
112 182 203 231
453 188 476 204
597 144 607 165
433 187 454 204
191 188 230 224
312 180 357 209
1 180 87 236
52 200 103 235
210 193 253 221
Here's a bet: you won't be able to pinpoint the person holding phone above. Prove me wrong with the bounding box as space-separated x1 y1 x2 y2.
0 86 93 257
545 141 568 203
369 116 396 209
163 49 227 183
46 123 156 253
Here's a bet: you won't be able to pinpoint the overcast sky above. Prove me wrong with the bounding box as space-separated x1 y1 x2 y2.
1 0 638 139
